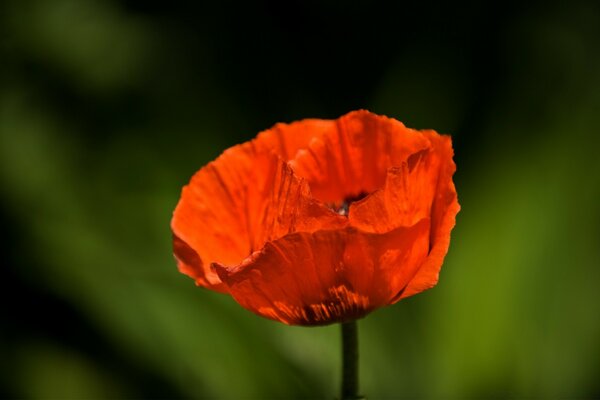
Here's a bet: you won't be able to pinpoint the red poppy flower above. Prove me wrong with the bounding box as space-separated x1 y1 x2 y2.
171 110 460 326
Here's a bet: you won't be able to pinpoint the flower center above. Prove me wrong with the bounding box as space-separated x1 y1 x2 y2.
330 192 368 216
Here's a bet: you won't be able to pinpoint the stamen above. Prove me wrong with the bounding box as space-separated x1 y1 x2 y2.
329 192 368 217
337 201 350 216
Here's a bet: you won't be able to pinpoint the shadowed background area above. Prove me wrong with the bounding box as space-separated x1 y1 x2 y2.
1 0 599 398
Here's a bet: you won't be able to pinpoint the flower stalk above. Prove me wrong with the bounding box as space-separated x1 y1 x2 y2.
341 320 361 399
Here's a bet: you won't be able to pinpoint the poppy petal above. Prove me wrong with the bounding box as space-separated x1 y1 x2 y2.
214 218 430 326
254 119 335 161
290 110 431 204
248 155 348 253
172 144 346 291
398 132 460 300
172 232 228 291
171 144 260 291
348 133 447 233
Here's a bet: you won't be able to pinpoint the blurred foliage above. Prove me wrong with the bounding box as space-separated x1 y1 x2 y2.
1 0 599 398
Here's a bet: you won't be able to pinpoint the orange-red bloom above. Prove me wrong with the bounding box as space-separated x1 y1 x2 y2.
171 110 460 326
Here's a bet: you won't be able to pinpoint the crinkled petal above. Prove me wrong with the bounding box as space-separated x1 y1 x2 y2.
171 144 258 291
171 144 345 291
290 110 431 204
214 219 430 326
172 232 228 292
349 133 444 233
398 132 460 300
254 119 335 161
345 130 459 300
248 155 348 252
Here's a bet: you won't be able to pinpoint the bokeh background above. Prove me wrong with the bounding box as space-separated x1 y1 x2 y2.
1 0 599 398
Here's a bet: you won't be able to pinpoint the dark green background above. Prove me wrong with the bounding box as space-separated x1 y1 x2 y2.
1 0 599 398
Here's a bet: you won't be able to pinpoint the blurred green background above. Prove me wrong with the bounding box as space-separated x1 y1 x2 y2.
1 0 599 398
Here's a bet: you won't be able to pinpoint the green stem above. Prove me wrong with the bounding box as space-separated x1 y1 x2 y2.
341 320 360 399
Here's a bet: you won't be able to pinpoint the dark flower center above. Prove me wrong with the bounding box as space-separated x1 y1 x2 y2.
330 192 368 216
